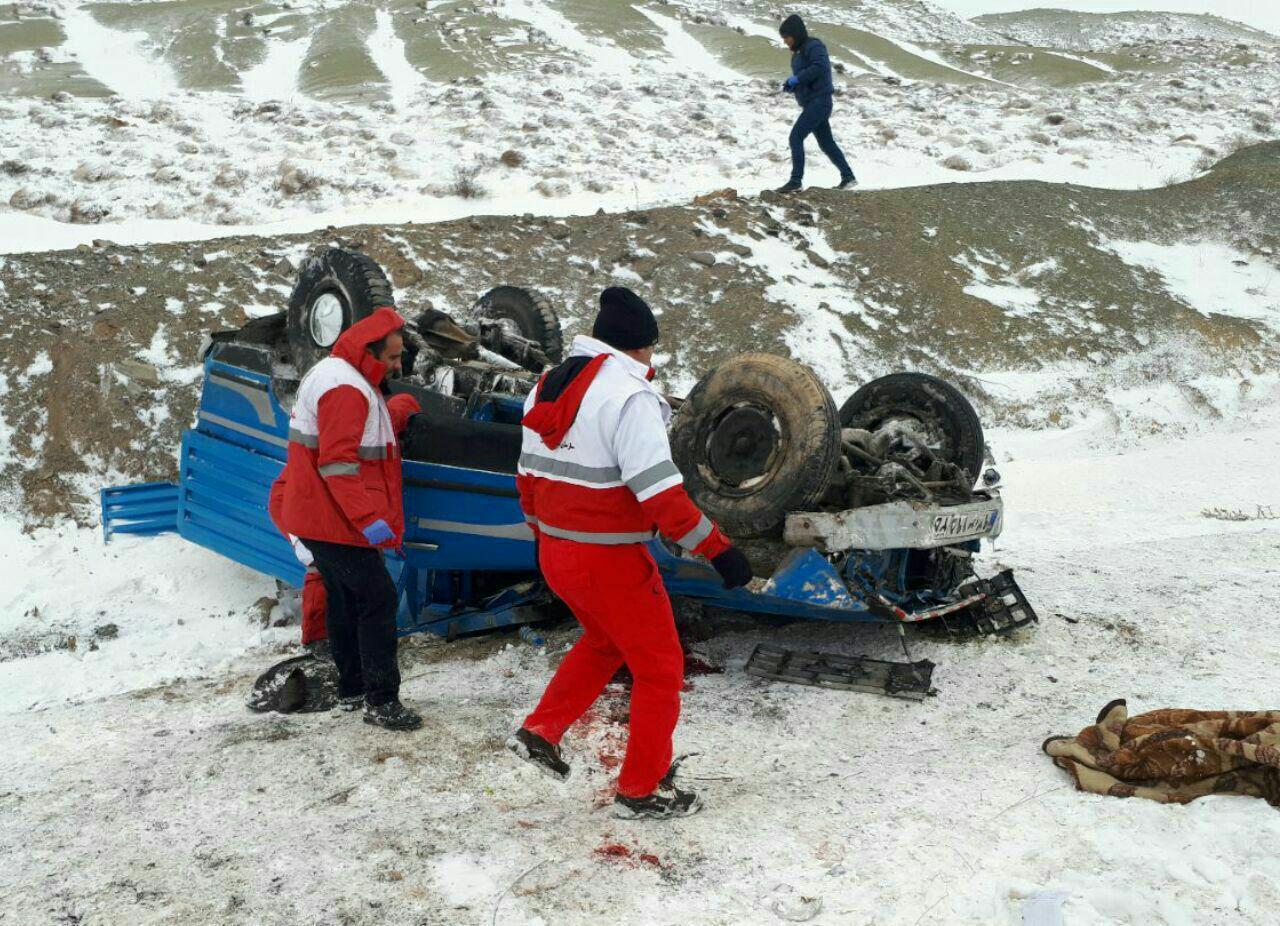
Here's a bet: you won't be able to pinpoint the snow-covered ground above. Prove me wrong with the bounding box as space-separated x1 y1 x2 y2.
2 2 1278 922
3 398 1279 924
1 0 1278 252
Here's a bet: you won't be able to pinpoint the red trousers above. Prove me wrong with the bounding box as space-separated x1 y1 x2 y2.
300 570 328 645
523 537 684 798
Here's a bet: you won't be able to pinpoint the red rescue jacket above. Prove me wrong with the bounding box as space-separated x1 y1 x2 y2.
517 335 730 559
269 308 420 548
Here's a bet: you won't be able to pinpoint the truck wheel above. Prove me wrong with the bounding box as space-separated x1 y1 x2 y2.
839 373 985 482
473 286 563 362
671 354 841 539
287 248 395 374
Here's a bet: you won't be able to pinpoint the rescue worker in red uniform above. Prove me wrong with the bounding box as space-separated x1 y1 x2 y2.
508 287 753 819
269 307 423 730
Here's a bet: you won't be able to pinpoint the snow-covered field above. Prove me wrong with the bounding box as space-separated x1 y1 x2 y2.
1 0 1278 252
3 2 1279 923
3 398 1279 925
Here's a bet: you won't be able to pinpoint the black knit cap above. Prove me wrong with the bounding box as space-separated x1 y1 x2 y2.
593 286 660 350
779 14 808 43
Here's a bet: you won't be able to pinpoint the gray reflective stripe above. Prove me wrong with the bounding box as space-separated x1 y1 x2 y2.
358 445 389 460
518 452 621 484
538 523 655 544
626 460 680 495
677 515 714 551
418 518 535 541
319 462 360 477
200 412 288 448
288 428 319 448
208 371 276 425
525 515 539 525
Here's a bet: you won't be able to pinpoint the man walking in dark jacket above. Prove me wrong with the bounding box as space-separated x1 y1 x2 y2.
777 14 856 193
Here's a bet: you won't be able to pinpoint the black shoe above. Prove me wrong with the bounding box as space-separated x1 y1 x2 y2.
775 180 802 193
835 176 858 190
613 785 703 820
507 727 570 780
335 693 364 713
363 700 423 731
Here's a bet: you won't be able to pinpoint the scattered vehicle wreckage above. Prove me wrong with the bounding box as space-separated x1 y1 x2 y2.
102 248 1036 699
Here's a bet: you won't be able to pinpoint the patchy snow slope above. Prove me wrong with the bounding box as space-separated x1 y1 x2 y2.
971 7 1279 50
2 1 1278 250
1102 239 1280 329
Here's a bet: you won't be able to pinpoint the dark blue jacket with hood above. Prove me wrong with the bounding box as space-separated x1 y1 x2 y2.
781 15 835 106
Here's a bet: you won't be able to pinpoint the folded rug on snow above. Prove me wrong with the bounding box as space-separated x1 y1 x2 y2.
1044 698 1280 807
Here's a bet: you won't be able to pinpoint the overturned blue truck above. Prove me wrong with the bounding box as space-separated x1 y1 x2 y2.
104 248 1034 696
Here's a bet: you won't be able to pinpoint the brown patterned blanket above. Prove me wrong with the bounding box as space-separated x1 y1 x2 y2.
1043 699 1280 807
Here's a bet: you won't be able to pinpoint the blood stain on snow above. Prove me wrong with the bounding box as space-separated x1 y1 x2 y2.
594 843 662 869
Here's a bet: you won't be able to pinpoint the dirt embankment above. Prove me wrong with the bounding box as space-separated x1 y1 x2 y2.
2 143 1278 525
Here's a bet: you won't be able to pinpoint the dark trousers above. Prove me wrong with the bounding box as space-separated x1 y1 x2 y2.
299 538 400 706
789 96 854 184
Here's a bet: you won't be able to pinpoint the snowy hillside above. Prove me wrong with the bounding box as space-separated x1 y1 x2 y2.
975 8 1279 50
1 0 1278 245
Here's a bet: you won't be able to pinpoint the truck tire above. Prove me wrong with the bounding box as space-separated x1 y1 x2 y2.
839 373 985 482
473 286 563 362
287 248 395 374
671 354 841 539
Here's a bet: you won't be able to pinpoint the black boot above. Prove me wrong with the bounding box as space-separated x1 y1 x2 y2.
335 693 364 713
834 175 858 190
775 179 802 193
507 728 570 780
613 784 703 820
363 700 423 731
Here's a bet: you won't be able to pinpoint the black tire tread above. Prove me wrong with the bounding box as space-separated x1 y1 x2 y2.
286 248 395 373
474 286 564 362
838 372 984 482
671 353 841 539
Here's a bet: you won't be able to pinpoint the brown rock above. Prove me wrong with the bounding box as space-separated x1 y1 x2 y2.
116 360 161 387
90 320 120 342
804 249 830 269
693 188 738 205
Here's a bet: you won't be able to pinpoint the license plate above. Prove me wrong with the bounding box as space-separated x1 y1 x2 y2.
929 507 1001 543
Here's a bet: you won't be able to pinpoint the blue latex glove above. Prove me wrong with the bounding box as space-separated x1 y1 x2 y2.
361 519 394 546
784 75 799 90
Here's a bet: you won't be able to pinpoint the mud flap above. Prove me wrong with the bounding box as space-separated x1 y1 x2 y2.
745 643 935 701
939 568 1038 636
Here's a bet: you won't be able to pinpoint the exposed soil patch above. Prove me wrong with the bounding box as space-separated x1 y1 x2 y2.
2 143 1277 525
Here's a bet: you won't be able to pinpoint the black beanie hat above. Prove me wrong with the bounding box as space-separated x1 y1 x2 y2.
593 287 660 350
779 14 808 43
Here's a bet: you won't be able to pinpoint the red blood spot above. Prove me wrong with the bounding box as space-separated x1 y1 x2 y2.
598 749 623 770
639 853 661 867
595 843 632 860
